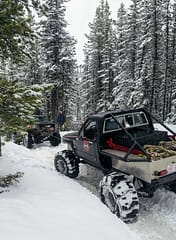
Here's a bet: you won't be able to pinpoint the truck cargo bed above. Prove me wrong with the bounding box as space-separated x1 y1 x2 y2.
101 148 148 161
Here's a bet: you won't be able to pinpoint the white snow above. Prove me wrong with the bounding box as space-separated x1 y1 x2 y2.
1 127 176 240
154 123 176 135
0 135 140 240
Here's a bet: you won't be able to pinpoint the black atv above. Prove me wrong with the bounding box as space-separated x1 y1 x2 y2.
26 121 61 149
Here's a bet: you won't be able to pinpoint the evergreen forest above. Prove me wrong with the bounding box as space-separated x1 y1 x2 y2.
1 0 176 142
82 0 176 123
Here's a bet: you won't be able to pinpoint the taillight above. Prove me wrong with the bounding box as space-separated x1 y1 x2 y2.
159 170 168 176
154 170 168 176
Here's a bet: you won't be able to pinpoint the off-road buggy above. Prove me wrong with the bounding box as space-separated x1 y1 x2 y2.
26 117 61 149
54 108 176 223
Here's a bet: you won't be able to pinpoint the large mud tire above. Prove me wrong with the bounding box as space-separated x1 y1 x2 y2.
99 172 139 223
54 150 79 178
50 132 61 146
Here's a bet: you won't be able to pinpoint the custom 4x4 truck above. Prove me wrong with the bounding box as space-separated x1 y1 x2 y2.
25 115 61 149
54 108 176 223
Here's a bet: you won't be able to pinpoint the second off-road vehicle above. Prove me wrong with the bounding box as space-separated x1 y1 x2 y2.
54 108 176 223
26 116 61 149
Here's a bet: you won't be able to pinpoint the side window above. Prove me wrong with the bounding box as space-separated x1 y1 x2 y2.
105 119 120 131
104 116 125 132
133 114 142 125
80 119 97 140
125 115 134 127
133 113 148 125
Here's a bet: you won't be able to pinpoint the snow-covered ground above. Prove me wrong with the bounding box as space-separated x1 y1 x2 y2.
0 135 140 240
1 129 176 240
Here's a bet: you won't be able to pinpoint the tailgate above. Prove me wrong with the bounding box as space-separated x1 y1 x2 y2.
102 148 176 183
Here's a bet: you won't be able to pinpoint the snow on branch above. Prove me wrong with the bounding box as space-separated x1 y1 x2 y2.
0 171 24 193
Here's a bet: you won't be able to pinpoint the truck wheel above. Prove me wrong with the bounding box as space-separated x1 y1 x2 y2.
165 180 176 193
99 172 139 223
54 150 79 178
50 132 61 146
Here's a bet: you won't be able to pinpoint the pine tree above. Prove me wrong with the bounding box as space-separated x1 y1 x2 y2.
112 3 132 109
0 0 34 63
0 0 45 155
145 0 165 117
0 78 46 156
125 0 141 108
162 0 172 120
0 0 45 84
39 0 76 122
128 0 138 83
167 1 176 122
130 0 149 108
81 48 96 117
130 0 165 118
83 0 115 113
97 0 115 111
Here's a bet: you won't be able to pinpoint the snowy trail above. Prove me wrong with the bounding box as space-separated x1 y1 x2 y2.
27 143 176 240
3 140 176 240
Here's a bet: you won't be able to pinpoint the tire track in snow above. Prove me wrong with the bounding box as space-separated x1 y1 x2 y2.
130 189 176 240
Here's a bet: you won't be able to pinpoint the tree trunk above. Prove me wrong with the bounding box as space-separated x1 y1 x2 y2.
162 1 170 121
150 0 158 114
0 136 2 157
168 3 176 113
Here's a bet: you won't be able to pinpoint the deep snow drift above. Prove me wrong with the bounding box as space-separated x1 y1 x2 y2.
0 139 140 240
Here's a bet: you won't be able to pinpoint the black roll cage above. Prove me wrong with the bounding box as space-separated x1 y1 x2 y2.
110 110 176 162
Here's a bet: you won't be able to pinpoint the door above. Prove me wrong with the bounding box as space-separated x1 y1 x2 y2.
75 118 98 165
